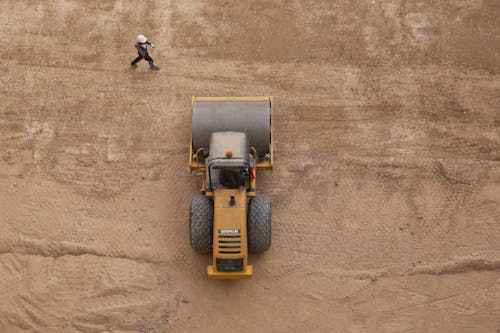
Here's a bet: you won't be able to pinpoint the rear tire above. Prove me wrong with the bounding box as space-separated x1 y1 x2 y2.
247 195 271 253
190 195 213 253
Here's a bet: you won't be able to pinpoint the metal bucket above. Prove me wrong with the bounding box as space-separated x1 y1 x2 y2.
192 101 271 156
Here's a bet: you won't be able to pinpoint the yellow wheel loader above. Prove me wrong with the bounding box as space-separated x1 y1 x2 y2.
189 96 273 279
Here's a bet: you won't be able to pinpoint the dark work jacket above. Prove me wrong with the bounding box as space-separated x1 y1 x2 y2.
135 41 152 58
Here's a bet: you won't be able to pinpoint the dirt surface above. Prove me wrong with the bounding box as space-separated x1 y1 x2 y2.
1 1 500 332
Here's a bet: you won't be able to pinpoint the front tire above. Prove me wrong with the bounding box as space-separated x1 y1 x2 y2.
247 195 271 253
190 195 213 253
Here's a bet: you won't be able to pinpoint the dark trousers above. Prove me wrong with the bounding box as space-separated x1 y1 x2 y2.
131 53 155 68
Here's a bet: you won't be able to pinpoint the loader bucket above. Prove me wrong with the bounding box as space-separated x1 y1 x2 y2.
190 97 273 170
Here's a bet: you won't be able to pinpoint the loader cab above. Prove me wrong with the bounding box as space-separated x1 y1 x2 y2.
217 167 248 189
206 132 251 191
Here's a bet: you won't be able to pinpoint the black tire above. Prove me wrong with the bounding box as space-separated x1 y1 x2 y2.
190 195 213 253
247 195 271 253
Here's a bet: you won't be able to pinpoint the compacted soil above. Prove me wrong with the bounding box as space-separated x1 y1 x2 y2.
1 1 499 332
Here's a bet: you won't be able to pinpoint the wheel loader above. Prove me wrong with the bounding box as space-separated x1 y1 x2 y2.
189 96 273 279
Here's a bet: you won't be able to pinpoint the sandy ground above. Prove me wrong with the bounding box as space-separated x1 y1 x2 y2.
1 1 500 332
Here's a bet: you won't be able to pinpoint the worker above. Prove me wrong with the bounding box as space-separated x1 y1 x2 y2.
130 35 160 70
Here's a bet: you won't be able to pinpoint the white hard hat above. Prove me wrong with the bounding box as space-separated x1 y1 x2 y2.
137 35 147 43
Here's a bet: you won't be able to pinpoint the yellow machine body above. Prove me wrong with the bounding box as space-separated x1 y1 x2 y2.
190 96 272 279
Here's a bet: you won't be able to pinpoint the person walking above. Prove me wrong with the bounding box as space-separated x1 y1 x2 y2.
130 35 160 70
